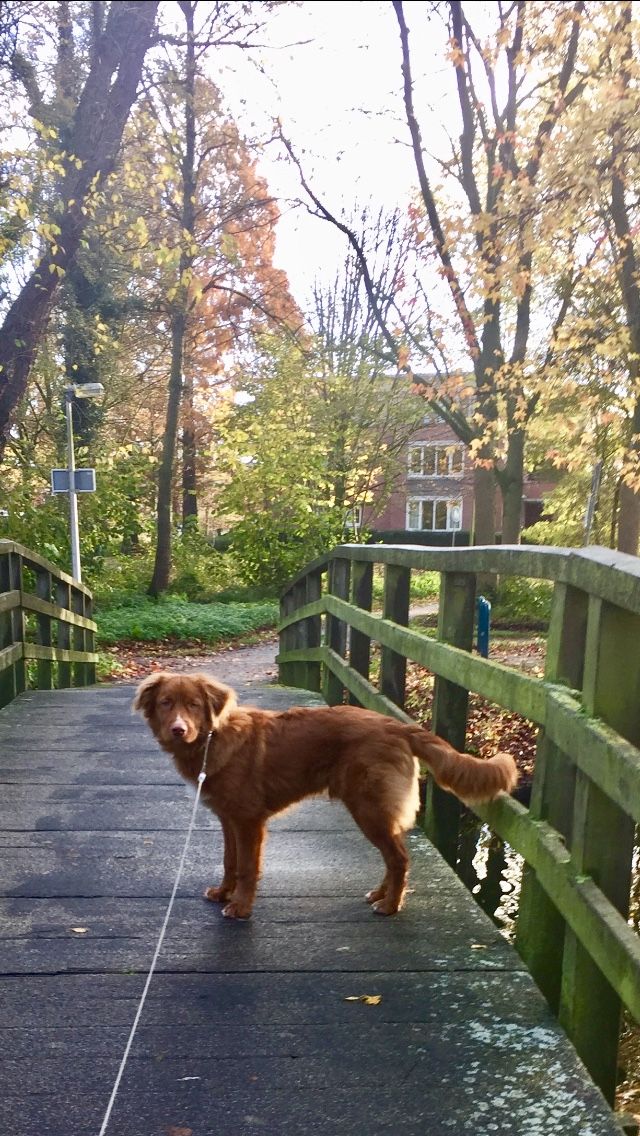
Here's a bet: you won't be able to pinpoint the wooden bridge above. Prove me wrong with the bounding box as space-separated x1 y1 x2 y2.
1 538 639 1135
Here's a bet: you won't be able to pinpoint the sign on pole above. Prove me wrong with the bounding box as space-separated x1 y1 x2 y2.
51 469 97 494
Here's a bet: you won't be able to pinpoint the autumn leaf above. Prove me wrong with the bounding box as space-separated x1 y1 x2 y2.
344 994 382 1005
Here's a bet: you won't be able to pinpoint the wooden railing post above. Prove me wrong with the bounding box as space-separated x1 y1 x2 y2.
303 568 322 693
72 587 93 686
0 547 21 705
379 564 410 708
35 566 54 690
323 557 350 705
516 582 586 1012
9 549 26 697
279 588 297 687
84 589 96 685
424 570 475 869
557 595 638 1103
56 579 72 688
349 559 373 706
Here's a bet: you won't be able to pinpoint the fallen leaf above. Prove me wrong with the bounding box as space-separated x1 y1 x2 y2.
70 927 88 934
344 994 382 1005
470 943 487 950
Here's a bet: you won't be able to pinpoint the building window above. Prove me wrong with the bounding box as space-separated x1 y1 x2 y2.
345 504 363 532
408 443 464 476
523 499 544 528
407 497 462 531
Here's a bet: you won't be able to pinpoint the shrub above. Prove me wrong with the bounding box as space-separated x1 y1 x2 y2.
95 598 278 647
371 567 440 604
492 577 553 627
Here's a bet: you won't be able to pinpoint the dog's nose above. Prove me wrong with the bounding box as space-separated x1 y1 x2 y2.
171 724 187 738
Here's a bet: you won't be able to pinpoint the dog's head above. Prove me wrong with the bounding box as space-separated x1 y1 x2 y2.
133 672 236 748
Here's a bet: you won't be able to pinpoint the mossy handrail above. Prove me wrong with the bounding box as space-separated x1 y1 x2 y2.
278 542 640 1108
0 539 97 707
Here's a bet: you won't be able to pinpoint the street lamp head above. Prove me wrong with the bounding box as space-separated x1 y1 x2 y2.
67 382 105 400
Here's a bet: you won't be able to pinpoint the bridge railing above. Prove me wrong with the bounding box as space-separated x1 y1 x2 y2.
0 540 97 707
278 542 640 1107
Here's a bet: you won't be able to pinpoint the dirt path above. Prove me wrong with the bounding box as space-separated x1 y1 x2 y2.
105 635 279 687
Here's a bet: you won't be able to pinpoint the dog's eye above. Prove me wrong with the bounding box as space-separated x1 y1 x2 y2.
158 697 173 708
188 700 202 711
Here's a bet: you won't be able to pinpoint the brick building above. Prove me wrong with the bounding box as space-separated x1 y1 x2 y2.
363 415 553 540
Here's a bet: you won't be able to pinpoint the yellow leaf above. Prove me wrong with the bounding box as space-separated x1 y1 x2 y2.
71 927 88 934
344 994 382 1004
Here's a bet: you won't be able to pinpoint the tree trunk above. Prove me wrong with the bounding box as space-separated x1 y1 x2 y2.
149 311 187 595
500 428 525 544
472 465 496 545
608 3 640 558
0 1 157 456
148 0 196 594
182 379 198 527
617 481 640 556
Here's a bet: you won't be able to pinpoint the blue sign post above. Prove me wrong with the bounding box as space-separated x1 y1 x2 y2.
477 595 491 658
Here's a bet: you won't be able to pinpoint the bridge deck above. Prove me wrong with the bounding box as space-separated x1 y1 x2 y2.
0 680 623 1136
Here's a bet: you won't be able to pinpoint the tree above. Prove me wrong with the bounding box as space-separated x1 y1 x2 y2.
601 0 640 552
219 228 427 589
283 2 615 544
0 0 158 455
144 1 300 595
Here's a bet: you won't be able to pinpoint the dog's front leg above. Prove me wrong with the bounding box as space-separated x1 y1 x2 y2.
222 819 266 919
204 816 236 904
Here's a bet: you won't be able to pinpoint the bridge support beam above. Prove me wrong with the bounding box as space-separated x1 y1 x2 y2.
424 570 475 870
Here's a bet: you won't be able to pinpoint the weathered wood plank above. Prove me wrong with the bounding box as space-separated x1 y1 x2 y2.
426 570 476 870
22 593 97 632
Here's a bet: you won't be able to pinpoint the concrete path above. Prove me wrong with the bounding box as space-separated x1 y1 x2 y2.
0 679 624 1136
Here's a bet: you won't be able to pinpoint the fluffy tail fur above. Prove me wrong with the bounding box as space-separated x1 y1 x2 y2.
408 727 518 805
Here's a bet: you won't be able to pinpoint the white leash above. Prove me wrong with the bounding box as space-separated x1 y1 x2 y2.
98 731 213 1136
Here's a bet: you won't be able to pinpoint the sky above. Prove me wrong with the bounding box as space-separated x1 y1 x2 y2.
217 1 443 303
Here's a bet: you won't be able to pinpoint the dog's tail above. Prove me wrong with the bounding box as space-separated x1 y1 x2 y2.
407 726 518 805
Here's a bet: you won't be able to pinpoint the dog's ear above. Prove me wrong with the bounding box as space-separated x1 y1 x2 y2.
194 675 236 728
132 672 169 718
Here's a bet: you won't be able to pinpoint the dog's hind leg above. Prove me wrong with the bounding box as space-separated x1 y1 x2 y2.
348 806 410 915
367 831 409 915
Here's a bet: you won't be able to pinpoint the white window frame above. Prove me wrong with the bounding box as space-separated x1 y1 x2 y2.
408 443 465 477
345 504 363 531
406 497 462 531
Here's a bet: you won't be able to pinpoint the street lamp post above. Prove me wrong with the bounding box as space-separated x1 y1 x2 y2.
64 383 104 582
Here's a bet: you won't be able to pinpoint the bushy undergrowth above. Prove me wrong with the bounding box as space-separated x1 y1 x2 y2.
89 534 241 610
371 568 439 604
96 597 278 647
492 577 553 627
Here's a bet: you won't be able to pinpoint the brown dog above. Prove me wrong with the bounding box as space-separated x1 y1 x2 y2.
134 672 517 918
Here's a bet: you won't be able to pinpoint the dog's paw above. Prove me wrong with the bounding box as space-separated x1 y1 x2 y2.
203 885 230 903
371 899 400 916
222 900 252 920
365 886 386 904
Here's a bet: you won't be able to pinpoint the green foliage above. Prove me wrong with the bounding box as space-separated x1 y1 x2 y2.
229 513 343 592
521 468 617 551
371 568 439 604
220 339 348 591
166 528 239 601
91 535 240 609
0 479 69 566
95 597 278 646
492 578 553 627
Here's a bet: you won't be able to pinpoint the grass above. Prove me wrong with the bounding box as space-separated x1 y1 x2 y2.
95 597 279 648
